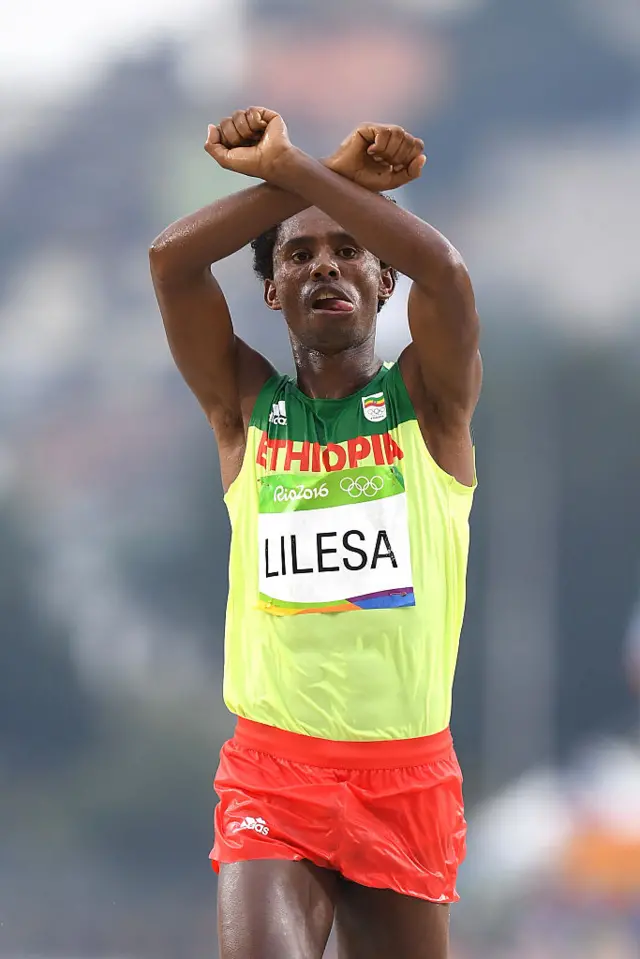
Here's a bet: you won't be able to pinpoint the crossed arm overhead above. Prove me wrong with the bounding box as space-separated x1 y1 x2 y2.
150 108 480 488
264 146 482 426
149 181 301 448
149 110 431 485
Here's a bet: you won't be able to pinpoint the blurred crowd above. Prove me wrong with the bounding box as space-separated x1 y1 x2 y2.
1 0 639 956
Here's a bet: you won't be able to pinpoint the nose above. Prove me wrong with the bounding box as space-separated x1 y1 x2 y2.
310 256 340 280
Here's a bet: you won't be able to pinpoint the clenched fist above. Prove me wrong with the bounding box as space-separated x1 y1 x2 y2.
327 124 426 191
205 109 426 193
205 107 293 180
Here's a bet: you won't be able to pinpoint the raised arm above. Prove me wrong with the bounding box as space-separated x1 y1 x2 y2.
207 113 479 485
150 181 303 447
149 112 310 491
268 132 481 425
150 108 426 489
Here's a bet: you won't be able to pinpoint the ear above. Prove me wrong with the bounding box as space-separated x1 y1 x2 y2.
377 265 396 304
264 279 282 312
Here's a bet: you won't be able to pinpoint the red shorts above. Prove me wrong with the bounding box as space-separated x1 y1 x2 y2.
210 718 466 903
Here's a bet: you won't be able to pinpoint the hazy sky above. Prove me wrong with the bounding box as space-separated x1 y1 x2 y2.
0 0 487 96
0 0 215 93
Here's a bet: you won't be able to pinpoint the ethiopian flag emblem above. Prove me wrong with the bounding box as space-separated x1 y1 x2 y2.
362 392 387 423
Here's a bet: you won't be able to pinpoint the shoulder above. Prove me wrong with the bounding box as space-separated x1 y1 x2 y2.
244 369 289 429
397 343 481 427
395 345 478 488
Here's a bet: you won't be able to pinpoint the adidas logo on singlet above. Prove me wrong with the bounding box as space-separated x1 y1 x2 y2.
269 400 287 426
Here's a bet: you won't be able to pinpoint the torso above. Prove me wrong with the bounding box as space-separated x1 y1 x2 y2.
218 343 475 493
220 361 476 741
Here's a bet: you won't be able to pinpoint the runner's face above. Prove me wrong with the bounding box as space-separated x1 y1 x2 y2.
265 208 394 353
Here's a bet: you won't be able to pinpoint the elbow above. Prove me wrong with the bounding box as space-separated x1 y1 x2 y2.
149 232 192 286
438 247 470 287
149 228 209 285
414 242 470 293
448 257 480 348
148 233 172 279
417 248 474 304
149 234 166 261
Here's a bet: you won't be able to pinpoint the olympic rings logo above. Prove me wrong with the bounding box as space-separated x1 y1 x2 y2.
339 476 384 499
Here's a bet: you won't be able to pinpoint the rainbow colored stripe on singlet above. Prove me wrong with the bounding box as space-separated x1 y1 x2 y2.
222 362 476 742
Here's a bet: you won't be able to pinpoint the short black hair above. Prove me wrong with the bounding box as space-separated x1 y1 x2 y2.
250 198 398 313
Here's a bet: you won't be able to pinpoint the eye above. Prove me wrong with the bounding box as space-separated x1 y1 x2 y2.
339 247 358 259
291 250 311 263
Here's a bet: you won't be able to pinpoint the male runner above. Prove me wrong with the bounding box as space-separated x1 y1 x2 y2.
150 107 481 959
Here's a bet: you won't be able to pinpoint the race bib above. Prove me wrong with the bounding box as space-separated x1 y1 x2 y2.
257 465 415 615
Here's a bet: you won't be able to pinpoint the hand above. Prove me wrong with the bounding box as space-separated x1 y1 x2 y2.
327 124 426 191
204 107 294 180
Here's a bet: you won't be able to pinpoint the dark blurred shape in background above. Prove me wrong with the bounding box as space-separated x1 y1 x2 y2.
1 1 639 956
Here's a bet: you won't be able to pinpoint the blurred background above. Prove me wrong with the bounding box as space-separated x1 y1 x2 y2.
1 0 639 956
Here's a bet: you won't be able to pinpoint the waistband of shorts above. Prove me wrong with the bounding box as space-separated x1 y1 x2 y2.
233 718 454 769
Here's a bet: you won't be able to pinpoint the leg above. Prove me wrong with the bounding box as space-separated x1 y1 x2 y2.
334 879 450 959
218 859 338 959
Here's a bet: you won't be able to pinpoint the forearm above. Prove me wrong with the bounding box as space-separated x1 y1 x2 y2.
149 181 309 280
272 150 462 290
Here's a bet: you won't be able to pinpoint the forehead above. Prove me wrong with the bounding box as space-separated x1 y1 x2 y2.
277 207 345 247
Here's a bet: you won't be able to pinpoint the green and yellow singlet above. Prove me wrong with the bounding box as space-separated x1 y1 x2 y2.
222 362 475 741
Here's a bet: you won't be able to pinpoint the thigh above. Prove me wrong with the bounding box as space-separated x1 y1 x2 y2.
334 879 450 959
218 859 338 959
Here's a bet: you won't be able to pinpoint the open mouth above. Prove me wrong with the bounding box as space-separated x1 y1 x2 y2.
311 291 355 313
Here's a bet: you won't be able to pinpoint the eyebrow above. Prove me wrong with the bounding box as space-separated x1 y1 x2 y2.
279 232 360 253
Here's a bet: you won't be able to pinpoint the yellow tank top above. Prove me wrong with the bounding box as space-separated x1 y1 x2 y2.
223 362 475 741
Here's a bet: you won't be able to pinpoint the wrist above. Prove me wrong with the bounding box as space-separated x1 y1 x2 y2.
267 145 309 188
322 155 340 175
319 155 384 193
321 154 360 186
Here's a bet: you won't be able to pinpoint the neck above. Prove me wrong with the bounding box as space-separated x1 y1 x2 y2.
291 336 381 400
